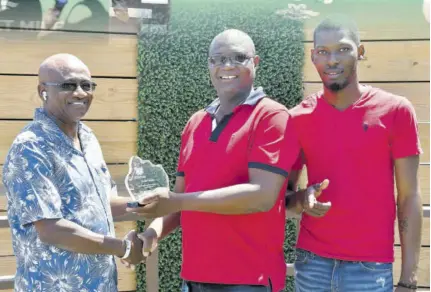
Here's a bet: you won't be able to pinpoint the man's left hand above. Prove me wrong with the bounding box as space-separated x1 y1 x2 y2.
295 179 331 217
126 187 179 218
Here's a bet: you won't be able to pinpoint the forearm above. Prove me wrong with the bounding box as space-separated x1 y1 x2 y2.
286 169 303 213
286 191 303 214
37 219 125 257
110 196 130 218
398 193 423 284
147 212 181 240
110 196 144 221
177 183 277 215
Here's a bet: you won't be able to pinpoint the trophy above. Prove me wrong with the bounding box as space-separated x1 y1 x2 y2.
125 156 169 207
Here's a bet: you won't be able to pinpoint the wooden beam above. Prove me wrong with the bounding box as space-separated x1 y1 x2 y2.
0 121 137 164
303 41 430 82
0 30 136 77
303 82 430 122
0 76 137 120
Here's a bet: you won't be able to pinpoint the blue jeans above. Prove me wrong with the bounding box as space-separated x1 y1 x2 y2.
294 249 393 292
181 281 271 292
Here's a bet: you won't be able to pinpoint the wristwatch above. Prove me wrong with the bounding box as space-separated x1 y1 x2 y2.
121 239 132 259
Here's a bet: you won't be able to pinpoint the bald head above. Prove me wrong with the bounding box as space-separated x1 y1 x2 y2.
209 29 255 56
38 53 90 83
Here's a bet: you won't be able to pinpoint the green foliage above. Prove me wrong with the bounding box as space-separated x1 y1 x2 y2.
137 1 304 291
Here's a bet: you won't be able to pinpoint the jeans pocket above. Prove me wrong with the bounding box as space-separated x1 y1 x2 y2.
294 249 309 264
359 262 392 272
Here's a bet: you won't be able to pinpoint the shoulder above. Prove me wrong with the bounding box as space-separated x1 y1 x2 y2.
288 92 320 118
182 109 207 134
365 86 415 114
9 122 46 151
256 97 288 112
252 97 289 121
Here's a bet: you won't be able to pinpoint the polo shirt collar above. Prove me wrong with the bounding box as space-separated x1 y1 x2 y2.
205 86 266 115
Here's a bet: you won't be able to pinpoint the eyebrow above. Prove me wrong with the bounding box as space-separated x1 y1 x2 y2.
62 78 91 82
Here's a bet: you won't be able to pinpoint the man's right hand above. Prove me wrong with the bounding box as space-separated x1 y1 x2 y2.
121 230 144 268
138 228 159 258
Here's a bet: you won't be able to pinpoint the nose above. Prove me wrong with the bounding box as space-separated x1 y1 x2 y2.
221 59 235 69
327 52 339 67
73 85 88 98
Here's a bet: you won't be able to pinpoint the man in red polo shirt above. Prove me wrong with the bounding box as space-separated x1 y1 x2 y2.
127 29 329 291
288 17 423 291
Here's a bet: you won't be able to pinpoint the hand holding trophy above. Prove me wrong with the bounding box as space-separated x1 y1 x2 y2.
125 156 170 208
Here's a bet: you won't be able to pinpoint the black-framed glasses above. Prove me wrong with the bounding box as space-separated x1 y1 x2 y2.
43 81 97 92
208 54 253 67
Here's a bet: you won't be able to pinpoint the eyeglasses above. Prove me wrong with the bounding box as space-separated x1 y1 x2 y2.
43 81 97 92
208 54 253 67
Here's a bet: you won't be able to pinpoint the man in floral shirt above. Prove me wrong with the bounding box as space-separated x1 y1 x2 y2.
3 53 143 291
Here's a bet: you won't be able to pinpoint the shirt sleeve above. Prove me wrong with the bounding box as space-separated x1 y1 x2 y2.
390 98 422 159
3 140 63 226
176 122 190 177
248 110 301 177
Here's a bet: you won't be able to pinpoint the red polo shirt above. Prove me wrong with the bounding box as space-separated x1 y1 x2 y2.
290 86 422 262
177 88 300 291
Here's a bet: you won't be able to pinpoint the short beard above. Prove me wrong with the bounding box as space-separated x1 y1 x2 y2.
325 80 349 92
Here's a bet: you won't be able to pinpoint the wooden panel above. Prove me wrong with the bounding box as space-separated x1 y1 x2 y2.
300 0 430 41
0 221 136 291
303 41 430 82
0 227 13 256
303 82 430 122
0 204 136 255
0 164 129 198
394 246 430 288
2 248 425 289
419 123 429 163
0 76 137 120
0 30 136 77
0 121 137 164
419 165 430 206
395 217 430 246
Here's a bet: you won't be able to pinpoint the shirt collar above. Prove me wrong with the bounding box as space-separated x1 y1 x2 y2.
205 86 266 115
34 108 92 151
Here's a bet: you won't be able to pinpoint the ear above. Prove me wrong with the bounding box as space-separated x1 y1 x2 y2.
311 48 316 64
38 84 47 102
253 55 260 69
357 44 365 60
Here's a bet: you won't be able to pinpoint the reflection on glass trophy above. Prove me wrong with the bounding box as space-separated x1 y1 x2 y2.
125 156 169 202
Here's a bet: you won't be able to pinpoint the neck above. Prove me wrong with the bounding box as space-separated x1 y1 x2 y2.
323 78 365 110
44 108 79 140
217 86 253 114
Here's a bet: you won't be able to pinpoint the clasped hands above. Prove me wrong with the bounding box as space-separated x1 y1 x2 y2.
119 228 159 269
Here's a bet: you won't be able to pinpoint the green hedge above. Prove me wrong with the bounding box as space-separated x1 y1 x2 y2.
137 1 304 291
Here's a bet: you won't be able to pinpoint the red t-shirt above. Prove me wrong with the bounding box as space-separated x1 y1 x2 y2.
290 86 422 262
177 93 300 291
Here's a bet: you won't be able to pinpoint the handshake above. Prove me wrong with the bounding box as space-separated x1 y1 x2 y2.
119 227 159 269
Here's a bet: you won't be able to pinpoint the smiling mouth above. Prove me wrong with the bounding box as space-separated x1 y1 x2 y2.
68 101 88 106
325 70 343 76
219 76 238 80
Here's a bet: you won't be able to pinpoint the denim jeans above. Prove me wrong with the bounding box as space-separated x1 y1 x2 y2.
181 281 272 292
294 249 393 292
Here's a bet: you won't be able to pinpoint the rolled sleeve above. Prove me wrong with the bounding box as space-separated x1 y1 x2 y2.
248 110 300 178
176 123 189 177
3 141 63 226
390 98 422 159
